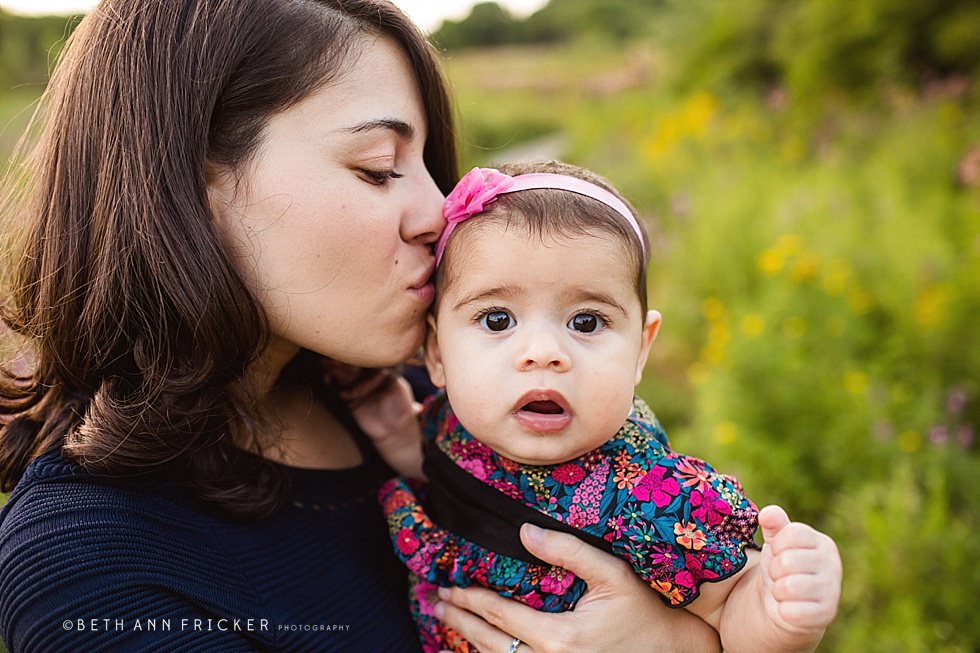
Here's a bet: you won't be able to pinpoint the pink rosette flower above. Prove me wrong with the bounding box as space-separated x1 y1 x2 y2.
443 167 514 223
436 167 515 265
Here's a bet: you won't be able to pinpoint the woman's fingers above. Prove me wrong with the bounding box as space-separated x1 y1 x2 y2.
435 587 539 652
519 523 631 591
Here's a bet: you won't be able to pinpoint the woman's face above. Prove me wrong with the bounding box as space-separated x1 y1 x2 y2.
208 35 444 368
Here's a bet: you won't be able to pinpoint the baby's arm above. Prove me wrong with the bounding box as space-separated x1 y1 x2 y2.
685 505 842 653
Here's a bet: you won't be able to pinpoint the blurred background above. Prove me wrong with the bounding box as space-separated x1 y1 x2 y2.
1 1 978 651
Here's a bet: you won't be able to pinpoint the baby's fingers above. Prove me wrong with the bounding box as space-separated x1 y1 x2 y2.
774 597 840 632
772 572 839 604
765 520 829 554
769 547 834 578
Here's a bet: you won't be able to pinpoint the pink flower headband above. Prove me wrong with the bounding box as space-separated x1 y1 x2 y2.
435 167 646 266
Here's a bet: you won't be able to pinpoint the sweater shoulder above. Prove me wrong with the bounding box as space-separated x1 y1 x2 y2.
0 450 267 651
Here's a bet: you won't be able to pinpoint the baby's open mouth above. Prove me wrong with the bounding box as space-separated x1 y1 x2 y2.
521 400 565 414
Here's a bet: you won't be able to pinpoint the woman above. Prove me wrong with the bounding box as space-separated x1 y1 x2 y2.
0 1 722 651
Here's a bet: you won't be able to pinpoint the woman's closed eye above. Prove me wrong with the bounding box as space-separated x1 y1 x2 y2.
567 311 608 333
360 168 404 185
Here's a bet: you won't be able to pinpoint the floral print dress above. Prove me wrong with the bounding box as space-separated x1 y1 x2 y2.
379 392 759 653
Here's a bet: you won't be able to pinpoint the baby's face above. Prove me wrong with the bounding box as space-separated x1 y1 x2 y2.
426 225 660 465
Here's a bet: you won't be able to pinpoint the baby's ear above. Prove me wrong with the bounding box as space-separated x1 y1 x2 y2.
423 314 447 388
635 310 662 384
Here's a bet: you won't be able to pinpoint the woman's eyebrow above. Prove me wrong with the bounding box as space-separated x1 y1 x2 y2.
339 118 414 139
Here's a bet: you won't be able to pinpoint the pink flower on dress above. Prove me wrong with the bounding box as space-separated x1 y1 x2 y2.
675 459 712 492
396 528 420 556
649 544 678 567
631 466 680 507
604 515 626 542
567 459 609 527
674 570 695 589
519 591 545 609
690 486 732 526
457 456 488 481
551 463 586 484
540 567 576 595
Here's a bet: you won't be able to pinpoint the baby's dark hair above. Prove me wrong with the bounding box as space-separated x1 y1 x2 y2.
435 160 650 314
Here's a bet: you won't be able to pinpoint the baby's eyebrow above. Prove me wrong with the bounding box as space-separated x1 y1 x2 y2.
453 285 524 311
565 289 629 316
338 118 415 139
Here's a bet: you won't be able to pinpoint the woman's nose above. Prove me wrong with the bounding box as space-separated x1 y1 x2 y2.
402 167 446 246
515 326 571 372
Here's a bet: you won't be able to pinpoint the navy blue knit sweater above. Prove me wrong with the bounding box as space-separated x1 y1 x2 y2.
0 440 423 652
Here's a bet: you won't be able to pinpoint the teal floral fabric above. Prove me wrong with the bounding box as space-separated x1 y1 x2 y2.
380 391 758 653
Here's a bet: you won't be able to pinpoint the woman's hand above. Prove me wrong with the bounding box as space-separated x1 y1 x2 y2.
434 524 721 653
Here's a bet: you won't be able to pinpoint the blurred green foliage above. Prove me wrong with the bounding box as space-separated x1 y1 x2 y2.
1 2 979 652
0 10 78 91
432 0 664 50
436 0 980 106
446 7 979 649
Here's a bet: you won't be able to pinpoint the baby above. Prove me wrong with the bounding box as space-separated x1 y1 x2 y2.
375 161 841 653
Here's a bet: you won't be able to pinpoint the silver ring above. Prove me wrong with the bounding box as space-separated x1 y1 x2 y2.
507 637 522 653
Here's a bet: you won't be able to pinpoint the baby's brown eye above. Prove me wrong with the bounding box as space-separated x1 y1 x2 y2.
481 311 514 332
568 313 602 333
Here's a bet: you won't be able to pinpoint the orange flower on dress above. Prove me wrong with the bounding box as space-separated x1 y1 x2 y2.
653 579 685 605
673 521 707 550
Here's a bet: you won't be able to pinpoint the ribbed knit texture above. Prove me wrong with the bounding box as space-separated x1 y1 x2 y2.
0 446 422 652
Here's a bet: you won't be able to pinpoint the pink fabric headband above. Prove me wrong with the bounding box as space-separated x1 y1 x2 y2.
435 167 646 266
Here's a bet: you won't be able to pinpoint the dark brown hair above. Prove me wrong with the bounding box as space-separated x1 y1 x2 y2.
0 0 457 518
436 160 650 314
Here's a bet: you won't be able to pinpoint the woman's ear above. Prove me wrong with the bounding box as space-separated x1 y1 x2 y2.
424 314 447 388
635 310 662 385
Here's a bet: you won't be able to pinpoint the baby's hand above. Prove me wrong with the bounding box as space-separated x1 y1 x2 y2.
321 361 425 479
758 505 842 647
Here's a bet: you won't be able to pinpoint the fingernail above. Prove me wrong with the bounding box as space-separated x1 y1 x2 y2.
433 601 445 619
522 523 544 545
437 586 451 600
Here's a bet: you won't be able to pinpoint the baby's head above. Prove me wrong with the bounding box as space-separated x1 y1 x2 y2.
426 161 661 466
434 160 649 316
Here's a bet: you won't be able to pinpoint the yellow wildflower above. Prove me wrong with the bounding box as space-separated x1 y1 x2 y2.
757 249 783 276
821 259 853 296
914 284 951 329
774 234 803 257
790 253 820 283
701 296 725 321
740 313 765 338
687 362 709 385
843 371 869 396
713 421 738 445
